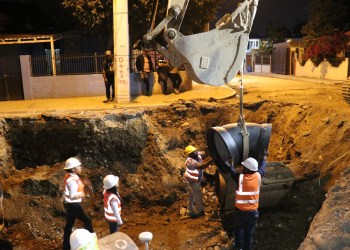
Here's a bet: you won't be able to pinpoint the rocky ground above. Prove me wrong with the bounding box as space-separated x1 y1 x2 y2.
0 74 349 249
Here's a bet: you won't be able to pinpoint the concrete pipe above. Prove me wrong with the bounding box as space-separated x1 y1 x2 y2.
206 122 272 173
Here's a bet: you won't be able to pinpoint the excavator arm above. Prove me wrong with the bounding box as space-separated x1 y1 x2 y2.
143 0 259 85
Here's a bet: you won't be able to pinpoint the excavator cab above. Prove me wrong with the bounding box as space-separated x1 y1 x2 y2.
143 0 259 85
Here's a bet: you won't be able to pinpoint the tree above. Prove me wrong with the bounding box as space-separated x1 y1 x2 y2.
291 19 307 38
266 23 291 43
62 0 224 50
0 0 75 33
301 0 350 65
301 0 350 39
303 32 350 66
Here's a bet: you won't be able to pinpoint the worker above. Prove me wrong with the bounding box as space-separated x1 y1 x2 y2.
229 156 267 250
62 157 94 250
70 228 99 250
183 145 212 218
103 175 123 234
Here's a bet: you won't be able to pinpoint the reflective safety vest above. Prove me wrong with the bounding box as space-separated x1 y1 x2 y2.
104 191 122 222
64 173 84 203
235 172 261 211
184 156 203 183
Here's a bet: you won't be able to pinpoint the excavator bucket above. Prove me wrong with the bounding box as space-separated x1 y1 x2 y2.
144 0 259 85
165 27 250 85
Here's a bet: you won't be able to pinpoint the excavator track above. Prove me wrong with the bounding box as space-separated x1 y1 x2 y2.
342 81 350 104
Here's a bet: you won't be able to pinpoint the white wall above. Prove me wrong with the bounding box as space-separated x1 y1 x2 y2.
295 58 349 80
20 55 193 100
254 64 271 73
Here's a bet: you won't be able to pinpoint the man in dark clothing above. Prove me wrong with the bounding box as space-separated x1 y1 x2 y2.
168 67 182 95
102 50 115 102
136 48 155 96
230 156 267 250
156 57 182 95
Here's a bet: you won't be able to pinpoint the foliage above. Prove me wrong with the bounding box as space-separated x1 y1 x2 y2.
257 40 273 55
181 0 225 35
302 32 350 66
301 0 350 66
0 0 75 33
266 23 291 43
301 0 350 39
62 0 224 51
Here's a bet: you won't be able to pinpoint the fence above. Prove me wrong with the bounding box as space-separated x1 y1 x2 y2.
253 55 271 73
0 56 24 100
30 50 157 76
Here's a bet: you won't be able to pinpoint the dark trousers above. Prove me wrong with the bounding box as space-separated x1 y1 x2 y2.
157 71 169 94
141 72 152 95
105 78 115 99
108 221 120 234
168 73 182 90
62 202 93 250
233 208 259 250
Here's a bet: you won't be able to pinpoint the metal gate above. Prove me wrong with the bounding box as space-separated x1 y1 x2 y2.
271 48 287 74
0 56 24 101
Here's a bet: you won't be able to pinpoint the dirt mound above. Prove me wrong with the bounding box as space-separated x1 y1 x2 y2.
0 75 349 249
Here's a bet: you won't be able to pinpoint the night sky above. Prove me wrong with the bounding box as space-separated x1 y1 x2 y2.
218 0 311 37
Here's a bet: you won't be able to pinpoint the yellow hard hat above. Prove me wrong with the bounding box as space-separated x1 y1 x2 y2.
185 145 197 155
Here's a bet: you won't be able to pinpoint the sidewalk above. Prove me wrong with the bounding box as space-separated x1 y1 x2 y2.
0 82 235 116
1 73 346 116
249 72 346 85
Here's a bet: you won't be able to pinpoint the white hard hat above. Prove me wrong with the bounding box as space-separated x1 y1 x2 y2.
103 175 119 190
139 231 153 243
70 229 99 250
241 157 258 171
64 157 82 170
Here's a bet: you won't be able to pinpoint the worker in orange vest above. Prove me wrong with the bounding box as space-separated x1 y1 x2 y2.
230 155 267 250
183 145 212 218
62 157 94 250
103 175 123 234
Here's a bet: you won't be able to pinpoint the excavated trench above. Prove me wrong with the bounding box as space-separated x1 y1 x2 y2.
0 100 331 249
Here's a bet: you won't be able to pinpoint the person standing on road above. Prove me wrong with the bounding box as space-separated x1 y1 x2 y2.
183 145 212 218
103 175 123 234
136 48 155 96
102 50 115 103
62 157 94 250
229 155 267 250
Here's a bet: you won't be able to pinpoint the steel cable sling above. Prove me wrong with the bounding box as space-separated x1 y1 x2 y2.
238 63 250 161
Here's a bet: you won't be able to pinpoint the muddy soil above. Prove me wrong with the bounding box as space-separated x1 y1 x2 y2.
0 75 349 250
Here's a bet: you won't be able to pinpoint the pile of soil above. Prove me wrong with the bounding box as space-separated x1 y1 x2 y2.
0 75 349 249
